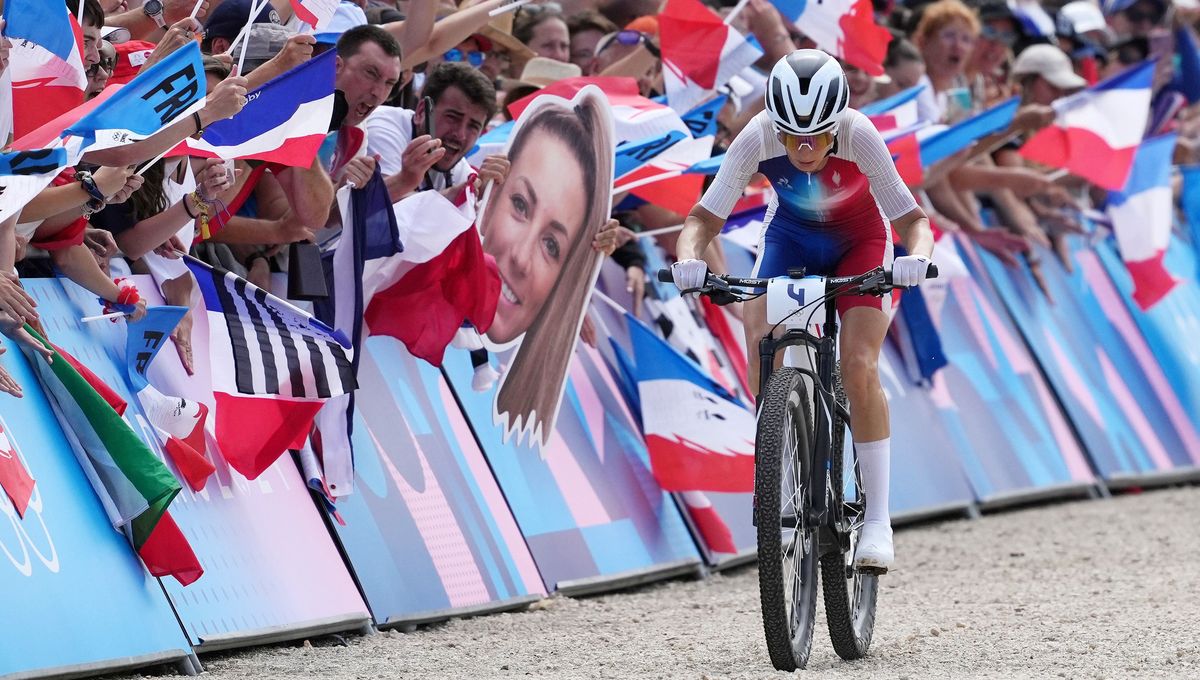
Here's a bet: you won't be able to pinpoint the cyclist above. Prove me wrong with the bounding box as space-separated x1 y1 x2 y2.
671 49 935 571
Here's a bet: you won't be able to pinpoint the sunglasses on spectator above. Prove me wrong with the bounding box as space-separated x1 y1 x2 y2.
594 30 647 56
87 57 116 76
777 130 836 152
980 25 1018 47
444 48 485 67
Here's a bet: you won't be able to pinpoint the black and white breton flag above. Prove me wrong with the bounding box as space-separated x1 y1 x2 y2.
184 255 355 400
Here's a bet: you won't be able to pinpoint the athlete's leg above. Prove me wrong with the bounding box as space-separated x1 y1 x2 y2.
840 305 894 570
743 294 769 397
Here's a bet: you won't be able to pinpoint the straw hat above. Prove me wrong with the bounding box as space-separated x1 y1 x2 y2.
506 57 581 88
478 10 537 62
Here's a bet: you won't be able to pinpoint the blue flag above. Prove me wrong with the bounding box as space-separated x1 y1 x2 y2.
860 84 925 116
615 130 687 178
685 152 724 176
0 147 70 176
681 96 726 138
920 97 1020 167
125 306 188 393
65 42 207 152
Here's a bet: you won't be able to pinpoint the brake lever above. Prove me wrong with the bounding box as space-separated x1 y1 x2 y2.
707 289 740 306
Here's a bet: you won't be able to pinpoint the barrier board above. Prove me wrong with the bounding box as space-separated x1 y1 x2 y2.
27 278 371 651
1095 237 1200 435
0 297 192 679
444 343 703 594
329 337 546 627
925 236 1096 505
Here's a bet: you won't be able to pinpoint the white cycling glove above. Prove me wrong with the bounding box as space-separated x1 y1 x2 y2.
670 259 709 292
891 254 931 287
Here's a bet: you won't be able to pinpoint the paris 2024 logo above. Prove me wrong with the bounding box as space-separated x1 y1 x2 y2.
0 416 59 577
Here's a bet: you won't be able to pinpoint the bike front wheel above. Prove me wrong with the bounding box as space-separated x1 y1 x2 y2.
755 367 819 671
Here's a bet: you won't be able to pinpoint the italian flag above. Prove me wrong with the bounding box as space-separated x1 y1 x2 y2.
25 326 203 585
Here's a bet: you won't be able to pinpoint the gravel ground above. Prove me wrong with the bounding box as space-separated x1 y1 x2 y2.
113 486 1200 680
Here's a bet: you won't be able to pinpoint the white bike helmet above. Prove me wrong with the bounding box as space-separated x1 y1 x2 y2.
764 49 849 136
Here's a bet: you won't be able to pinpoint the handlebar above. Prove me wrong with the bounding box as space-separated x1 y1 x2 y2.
655 263 939 306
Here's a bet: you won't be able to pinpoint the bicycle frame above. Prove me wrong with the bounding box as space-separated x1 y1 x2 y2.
756 296 850 555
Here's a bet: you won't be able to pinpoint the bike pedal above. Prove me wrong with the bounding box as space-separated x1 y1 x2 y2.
855 565 889 576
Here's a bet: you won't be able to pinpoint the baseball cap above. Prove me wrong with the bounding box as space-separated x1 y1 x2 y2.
314 3 368 45
205 0 281 43
231 23 296 72
109 40 157 85
1012 44 1088 90
100 25 131 44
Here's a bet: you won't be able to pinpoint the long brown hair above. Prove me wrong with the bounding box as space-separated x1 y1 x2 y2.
491 92 614 448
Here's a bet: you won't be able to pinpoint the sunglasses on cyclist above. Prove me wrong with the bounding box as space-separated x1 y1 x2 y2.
444 48 485 67
778 130 836 152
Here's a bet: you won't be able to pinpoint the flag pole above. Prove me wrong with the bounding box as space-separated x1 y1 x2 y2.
226 0 271 60
135 146 173 176
489 0 533 17
636 223 686 238
591 289 630 315
81 311 127 323
188 0 206 20
76 0 86 26
724 0 752 25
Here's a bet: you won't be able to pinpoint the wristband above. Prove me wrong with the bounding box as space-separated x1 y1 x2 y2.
99 278 141 320
182 193 199 219
75 170 107 204
192 111 205 135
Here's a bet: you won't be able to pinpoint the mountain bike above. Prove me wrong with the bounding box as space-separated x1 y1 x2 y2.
657 264 937 671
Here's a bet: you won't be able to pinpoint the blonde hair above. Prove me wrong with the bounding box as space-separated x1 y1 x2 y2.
912 0 981 49
492 92 614 448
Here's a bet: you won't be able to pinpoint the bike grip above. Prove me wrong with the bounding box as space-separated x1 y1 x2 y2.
926 263 939 279
656 268 673 283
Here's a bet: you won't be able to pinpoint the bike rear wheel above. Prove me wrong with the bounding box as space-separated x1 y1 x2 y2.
755 368 819 671
820 366 879 660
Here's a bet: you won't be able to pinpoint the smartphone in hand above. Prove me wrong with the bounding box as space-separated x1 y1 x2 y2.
421 96 436 139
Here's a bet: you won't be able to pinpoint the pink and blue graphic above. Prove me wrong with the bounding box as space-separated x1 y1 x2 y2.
331 337 546 624
975 236 1200 479
1094 237 1200 433
928 236 1096 501
443 343 703 592
26 277 371 647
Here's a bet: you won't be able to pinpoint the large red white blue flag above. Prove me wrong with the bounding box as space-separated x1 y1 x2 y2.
771 0 892 76
1107 133 1179 310
628 313 755 493
2 0 86 138
173 50 335 167
184 255 355 480
658 0 761 114
1020 60 1154 190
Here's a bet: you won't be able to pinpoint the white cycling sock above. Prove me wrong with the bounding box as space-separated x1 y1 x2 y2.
856 438 891 528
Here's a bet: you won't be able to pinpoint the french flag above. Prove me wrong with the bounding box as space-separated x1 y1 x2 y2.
864 85 930 186
1020 61 1154 191
291 0 338 30
183 255 356 480
508 76 689 144
614 134 714 215
2 0 86 138
1107 133 1179 310
174 50 335 168
658 0 762 114
772 0 892 76
628 313 755 494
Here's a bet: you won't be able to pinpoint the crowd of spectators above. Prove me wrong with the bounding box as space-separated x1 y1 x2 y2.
1 0 1198 398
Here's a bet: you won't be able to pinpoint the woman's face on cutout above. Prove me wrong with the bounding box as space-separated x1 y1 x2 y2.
484 131 588 344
